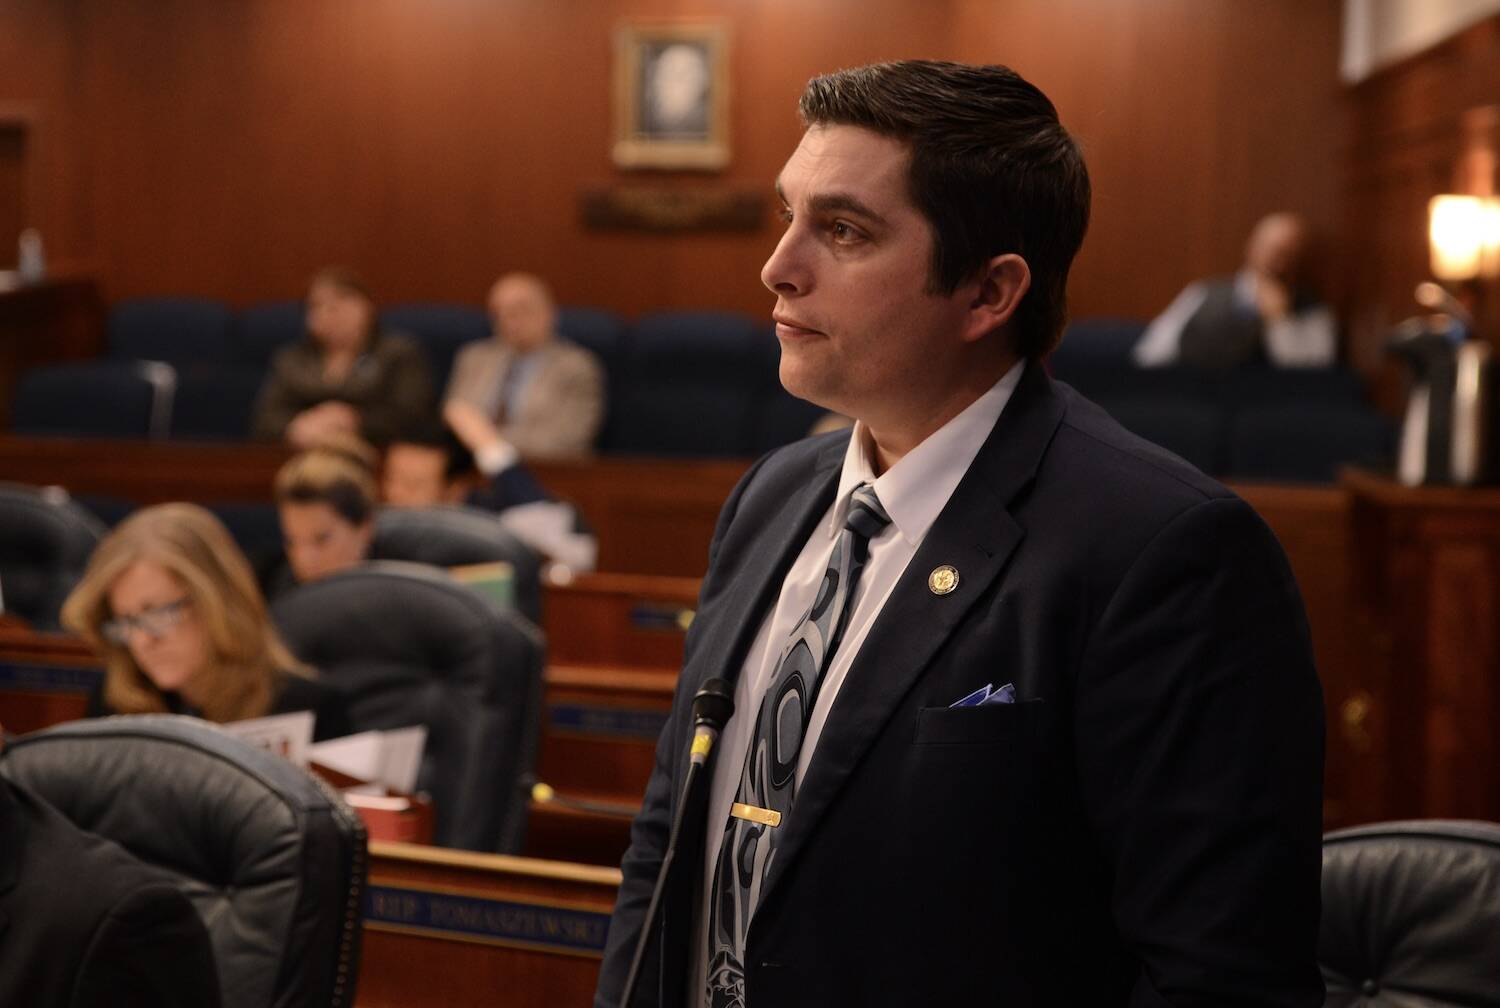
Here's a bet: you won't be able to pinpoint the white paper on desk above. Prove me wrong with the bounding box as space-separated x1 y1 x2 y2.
220 711 315 767
309 726 426 794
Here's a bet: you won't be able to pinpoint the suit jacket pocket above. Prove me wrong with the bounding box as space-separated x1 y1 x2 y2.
913 700 1041 746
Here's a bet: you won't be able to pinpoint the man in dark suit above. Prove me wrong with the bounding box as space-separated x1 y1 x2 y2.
596 60 1324 1007
0 774 222 1007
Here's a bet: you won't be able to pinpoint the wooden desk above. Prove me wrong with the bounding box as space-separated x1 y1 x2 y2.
0 626 96 734
0 437 741 577
1342 468 1500 823
358 843 618 1007
544 571 698 669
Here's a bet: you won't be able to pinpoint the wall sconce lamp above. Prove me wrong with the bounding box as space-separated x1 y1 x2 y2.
1429 194 1500 281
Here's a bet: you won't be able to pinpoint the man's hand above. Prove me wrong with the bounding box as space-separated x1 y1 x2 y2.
1252 273 1291 322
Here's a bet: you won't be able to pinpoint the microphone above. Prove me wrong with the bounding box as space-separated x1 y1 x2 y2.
689 677 735 767
620 678 735 1006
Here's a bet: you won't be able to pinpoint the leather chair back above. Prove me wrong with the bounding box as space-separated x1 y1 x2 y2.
1321 819 1500 1006
272 562 544 852
0 482 105 629
370 504 543 622
0 715 367 1008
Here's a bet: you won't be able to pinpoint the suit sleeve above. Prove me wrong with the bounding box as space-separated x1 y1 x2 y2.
594 453 768 1008
1075 496 1325 1007
71 882 222 1008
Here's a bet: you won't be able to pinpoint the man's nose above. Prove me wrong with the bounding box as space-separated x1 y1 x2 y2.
761 229 807 295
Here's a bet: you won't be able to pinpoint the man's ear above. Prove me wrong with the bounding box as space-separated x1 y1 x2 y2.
962 253 1030 343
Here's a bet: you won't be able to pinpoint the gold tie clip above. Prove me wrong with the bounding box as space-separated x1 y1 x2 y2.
730 802 782 827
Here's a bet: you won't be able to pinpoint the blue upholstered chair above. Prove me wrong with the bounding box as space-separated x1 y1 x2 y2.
380 303 490 391
610 310 768 457
1048 317 1148 373
1227 402 1393 483
168 367 263 440
1222 366 1366 409
234 300 306 369
10 361 165 439
1096 398 1228 476
107 297 236 368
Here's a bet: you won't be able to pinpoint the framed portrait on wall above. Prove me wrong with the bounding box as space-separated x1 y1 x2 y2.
612 21 729 170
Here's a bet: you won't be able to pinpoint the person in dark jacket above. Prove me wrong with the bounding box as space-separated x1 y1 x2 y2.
252 266 433 447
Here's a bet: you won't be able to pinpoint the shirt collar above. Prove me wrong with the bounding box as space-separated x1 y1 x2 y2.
829 359 1026 545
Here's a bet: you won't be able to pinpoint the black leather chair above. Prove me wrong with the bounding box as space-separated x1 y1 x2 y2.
1321 819 1500 1006
272 562 545 853
0 715 367 1008
370 504 543 623
0 482 106 629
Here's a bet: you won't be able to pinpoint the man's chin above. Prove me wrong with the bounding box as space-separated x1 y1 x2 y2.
777 361 840 411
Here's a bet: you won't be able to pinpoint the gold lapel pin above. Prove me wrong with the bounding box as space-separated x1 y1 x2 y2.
928 565 960 595
730 802 782 828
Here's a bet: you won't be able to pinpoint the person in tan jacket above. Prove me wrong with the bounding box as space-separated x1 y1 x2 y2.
443 272 606 461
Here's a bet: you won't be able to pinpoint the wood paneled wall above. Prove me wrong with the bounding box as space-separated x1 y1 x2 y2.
1345 12 1500 397
0 0 1344 323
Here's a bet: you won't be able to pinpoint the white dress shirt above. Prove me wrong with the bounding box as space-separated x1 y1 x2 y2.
690 360 1026 999
1132 270 1336 368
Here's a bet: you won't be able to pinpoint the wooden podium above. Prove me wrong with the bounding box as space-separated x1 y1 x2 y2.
1342 468 1500 823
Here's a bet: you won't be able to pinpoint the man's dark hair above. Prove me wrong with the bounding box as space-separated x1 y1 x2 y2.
389 418 475 482
799 60 1090 359
273 449 375 527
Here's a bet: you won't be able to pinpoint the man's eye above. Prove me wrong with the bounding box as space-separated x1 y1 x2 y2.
831 221 861 243
776 207 793 225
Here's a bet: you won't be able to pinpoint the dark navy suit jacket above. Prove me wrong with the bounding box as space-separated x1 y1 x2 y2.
597 364 1325 1007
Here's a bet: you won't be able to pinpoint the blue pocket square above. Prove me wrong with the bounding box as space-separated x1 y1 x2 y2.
949 682 1016 707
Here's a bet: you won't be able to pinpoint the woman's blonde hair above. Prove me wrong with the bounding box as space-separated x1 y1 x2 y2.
61 502 308 722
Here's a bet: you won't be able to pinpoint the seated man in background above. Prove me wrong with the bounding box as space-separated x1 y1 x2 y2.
271 446 378 591
383 418 598 573
444 272 606 459
1133 211 1336 368
0 769 222 1008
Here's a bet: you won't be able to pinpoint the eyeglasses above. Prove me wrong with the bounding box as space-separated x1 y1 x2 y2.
100 597 191 645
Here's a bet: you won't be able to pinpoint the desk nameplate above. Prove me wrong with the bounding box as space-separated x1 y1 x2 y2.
0 661 101 693
548 703 668 741
364 881 611 959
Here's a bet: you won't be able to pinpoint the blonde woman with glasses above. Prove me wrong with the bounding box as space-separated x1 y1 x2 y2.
62 502 349 740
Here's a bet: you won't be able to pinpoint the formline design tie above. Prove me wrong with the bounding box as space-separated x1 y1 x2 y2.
705 482 891 1007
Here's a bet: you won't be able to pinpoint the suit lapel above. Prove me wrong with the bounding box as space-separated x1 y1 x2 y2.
680 436 846 705
756 365 1067 912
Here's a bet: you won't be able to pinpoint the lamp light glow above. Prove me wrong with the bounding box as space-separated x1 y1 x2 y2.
1483 198 1500 279
1430 195 1487 281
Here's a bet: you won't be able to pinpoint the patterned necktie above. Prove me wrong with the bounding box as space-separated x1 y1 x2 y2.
705 482 891 1007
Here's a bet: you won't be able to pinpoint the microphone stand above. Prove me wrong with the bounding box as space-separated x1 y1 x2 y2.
619 678 734 1007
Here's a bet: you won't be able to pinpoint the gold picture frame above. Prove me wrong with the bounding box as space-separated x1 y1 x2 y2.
612 21 729 171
